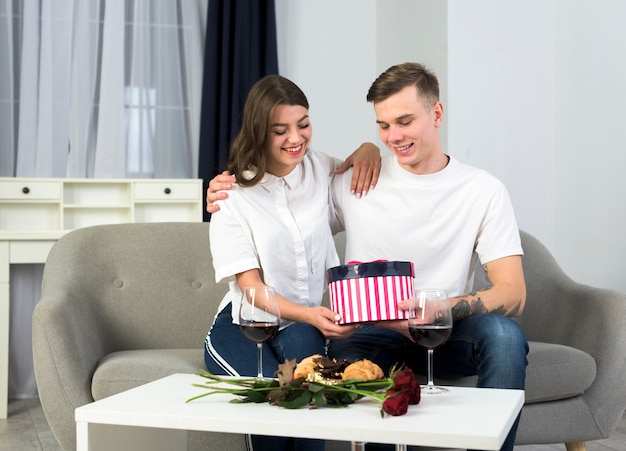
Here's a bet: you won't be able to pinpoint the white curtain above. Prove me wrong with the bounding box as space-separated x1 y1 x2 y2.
1 0 208 398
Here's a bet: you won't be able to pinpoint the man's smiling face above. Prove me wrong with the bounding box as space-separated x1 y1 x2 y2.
374 84 444 175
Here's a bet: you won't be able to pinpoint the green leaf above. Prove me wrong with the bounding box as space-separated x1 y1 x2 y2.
341 392 358 404
312 391 328 406
289 378 306 388
229 398 253 404
278 390 312 409
245 390 269 403
267 389 286 404
253 379 278 390
307 382 326 393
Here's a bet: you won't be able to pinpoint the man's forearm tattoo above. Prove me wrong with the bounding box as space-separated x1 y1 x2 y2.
452 297 488 321
451 264 523 320
452 296 523 321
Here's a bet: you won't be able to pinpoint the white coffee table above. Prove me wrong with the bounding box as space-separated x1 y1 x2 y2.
75 373 524 451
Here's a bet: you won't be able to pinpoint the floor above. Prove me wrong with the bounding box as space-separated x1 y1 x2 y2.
1 398 625 451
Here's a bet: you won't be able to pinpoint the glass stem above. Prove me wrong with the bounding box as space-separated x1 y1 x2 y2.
257 342 263 378
427 348 435 387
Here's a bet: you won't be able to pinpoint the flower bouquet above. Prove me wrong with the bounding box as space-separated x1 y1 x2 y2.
187 358 420 417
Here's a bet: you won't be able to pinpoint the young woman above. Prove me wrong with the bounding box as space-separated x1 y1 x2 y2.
204 75 378 451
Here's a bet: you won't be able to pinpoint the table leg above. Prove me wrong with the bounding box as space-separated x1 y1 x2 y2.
76 422 186 451
0 245 9 419
76 421 88 451
351 442 407 451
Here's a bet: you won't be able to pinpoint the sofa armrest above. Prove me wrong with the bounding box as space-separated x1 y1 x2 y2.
518 230 626 431
518 230 626 351
521 275 625 349
32 291 106 450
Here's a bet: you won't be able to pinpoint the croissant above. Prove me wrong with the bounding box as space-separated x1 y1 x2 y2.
294 354 323 379
341 359 384 381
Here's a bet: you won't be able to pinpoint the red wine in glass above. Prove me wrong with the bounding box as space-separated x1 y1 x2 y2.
238 286 281 379
240 322 279 342
409 325 452 349
408 288 452 394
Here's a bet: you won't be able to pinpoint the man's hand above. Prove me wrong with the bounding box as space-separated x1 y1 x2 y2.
206 171 236 213
373 319 412 339
334 142 381 198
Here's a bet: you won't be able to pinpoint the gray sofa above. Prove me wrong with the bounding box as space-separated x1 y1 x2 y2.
32 222 626 451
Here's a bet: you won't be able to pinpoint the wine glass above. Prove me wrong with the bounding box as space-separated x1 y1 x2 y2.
238 286 281 379
408 288 452 394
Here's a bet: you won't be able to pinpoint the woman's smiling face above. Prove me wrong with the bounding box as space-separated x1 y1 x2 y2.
265 104 312 177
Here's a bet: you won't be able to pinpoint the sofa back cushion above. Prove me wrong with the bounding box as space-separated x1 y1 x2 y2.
42 222 224 351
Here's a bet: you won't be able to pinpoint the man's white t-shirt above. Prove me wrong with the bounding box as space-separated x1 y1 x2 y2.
331 155 523 298
210 150 339 328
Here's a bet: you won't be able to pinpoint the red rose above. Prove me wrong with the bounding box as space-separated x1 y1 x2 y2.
392 367 421 405
382 389 410 416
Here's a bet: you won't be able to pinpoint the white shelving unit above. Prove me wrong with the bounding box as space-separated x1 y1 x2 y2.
0 177 204 419
0 177 203 231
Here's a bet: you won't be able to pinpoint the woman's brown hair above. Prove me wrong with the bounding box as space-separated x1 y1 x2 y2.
226 75 309 186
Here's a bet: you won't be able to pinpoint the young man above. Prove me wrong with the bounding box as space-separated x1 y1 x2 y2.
328 62 527 451
206 63 528 451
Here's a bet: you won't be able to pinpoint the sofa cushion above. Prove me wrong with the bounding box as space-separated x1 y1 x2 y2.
92 349 205 400
91 341 596 406
523 341 596 403
435 341 596 403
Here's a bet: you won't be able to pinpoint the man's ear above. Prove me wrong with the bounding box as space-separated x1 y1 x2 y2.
432 101 444 127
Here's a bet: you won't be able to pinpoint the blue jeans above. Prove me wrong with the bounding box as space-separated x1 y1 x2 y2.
204 303 327 377
328 314 528 451
205 303 325 451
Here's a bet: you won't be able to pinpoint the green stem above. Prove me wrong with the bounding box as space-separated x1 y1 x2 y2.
187 371 394 405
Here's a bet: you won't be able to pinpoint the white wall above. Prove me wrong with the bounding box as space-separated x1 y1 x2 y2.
446 0 626 292
446 1 556 249
553 0 626 291
274 0 626 293
275 0 379 160
375 0 449 153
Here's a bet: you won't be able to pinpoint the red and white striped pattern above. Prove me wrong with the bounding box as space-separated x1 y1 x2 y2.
329 275 413 324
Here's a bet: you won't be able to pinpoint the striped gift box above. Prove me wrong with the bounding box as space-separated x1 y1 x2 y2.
327 260 414 324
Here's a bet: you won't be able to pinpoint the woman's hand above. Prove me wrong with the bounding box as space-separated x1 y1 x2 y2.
305 306 360 339
334 142 381 198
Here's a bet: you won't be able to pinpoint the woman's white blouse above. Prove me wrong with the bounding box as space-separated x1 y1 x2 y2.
209 150 339 328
